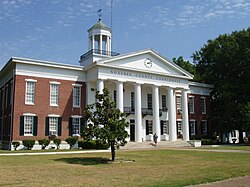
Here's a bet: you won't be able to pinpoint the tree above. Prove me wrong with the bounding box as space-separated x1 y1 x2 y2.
172 56 199 80
83 88 129 161
193 28 250 140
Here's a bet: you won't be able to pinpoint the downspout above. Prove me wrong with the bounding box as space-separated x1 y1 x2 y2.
9 69 15 150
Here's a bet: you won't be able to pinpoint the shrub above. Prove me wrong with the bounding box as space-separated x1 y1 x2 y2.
201 139 214 145
12 141 20 151
78 140 109 150
96 140 109 150
65 137 78 149
38 139 50 150
22 140 35 150
53 138 61 149
78 140 96 149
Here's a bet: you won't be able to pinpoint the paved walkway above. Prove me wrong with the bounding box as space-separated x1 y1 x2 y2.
186 176 250 187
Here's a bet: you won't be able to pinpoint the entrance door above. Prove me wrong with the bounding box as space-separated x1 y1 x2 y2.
130 119 135 142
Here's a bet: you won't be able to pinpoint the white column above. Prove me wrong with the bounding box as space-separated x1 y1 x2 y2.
116 81 124 113
96 79 104 94
92 35 95 50
182 89 189 141
135 83 142 142
168 87 177 141
152 85 161 142
100 34 103 52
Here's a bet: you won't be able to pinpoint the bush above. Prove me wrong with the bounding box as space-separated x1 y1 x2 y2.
65 137 78 149
38 139 50 150
201 139 214 145
78 140 109 150
96 140 109 150
22 140 35 150
53 138 61 149
12 141 20 150
78 140 96 149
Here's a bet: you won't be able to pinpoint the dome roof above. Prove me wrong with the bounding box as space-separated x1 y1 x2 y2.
88 19 111 32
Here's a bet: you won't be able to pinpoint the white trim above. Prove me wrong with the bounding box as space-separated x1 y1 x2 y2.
72 84 82 87
50 81 61 85
48 114 61 117
23 113 36 116
71 115 82 118
25 79 37 82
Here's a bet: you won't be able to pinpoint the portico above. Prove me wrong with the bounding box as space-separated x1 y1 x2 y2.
82 19 193 143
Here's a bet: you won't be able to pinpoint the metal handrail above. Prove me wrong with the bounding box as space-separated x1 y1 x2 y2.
80 49 119 61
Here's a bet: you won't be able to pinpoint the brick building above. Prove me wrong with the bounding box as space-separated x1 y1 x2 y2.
0 19 212 150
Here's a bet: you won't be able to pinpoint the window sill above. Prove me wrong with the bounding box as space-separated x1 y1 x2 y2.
50 104 59 107
25 103 34 106
24 134 33 136
73 106 81 108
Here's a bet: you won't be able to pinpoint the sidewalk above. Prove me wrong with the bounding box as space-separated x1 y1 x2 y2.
186 176 250 187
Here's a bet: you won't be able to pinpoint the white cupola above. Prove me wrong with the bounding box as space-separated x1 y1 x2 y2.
80 18 119 67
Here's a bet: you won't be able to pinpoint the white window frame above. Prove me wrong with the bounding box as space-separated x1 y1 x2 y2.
24 116 34 136
189 96 195 114
190 120 196 136
201 97 206 114
73 86 81 108
72 117 81 136
50 82 60 106
176 94 182 112
49 117 58 136
25 80 36 105
201 120 207 135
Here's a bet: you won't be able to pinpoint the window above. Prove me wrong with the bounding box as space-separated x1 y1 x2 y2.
162 95 167 111
73 86 81 107
161 120 169 135
146 120 153 135
50 83 59 106
131 92 135 109
72 117 80 135
147 94 152 109
25 81 35 104
46 116 61 136
190 120 196 136
20 115 37 136
1 88 4 110
24 116 33 135
189 96 194 114
176 95 182 113
201 120 207 135
5 85 8 107
113 90 117 104
201 97 206 114
49 117 58 136
10 81 13 106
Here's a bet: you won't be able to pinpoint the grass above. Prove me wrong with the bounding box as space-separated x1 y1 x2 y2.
0 148 249 187
197 145 250 151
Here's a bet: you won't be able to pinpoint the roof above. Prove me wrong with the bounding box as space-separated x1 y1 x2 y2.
87 19 111 32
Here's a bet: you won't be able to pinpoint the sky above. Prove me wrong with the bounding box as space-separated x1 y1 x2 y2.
0 0 249 69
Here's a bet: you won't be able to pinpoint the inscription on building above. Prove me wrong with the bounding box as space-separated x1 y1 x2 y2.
110 69 181 83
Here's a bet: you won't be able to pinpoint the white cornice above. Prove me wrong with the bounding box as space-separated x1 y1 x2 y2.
11 57 84 71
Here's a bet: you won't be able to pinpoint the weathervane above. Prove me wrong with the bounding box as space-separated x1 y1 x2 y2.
97 9 102 21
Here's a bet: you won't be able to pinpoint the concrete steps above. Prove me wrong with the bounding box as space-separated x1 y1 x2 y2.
120 140 192 150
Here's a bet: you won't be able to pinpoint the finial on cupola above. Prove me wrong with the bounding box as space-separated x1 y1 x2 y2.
97 9 102 21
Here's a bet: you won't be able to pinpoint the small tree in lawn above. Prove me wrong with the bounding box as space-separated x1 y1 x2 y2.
83 88 129 161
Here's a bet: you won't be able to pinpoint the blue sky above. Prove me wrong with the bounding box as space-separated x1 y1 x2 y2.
0 0 249 68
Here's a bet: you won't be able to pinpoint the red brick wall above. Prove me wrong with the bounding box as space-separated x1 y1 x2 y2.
188 93 211 138
12 75 86 141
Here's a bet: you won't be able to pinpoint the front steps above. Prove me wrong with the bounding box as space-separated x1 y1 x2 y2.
120 140 192 150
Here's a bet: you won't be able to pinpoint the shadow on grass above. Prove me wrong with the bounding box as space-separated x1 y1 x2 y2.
54 157 111 165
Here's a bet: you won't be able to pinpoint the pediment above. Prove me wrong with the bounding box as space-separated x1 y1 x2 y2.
98 49 193 79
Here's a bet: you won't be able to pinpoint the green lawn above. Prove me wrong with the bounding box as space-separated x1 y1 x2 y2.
0 149 249 187
197 145 250 151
